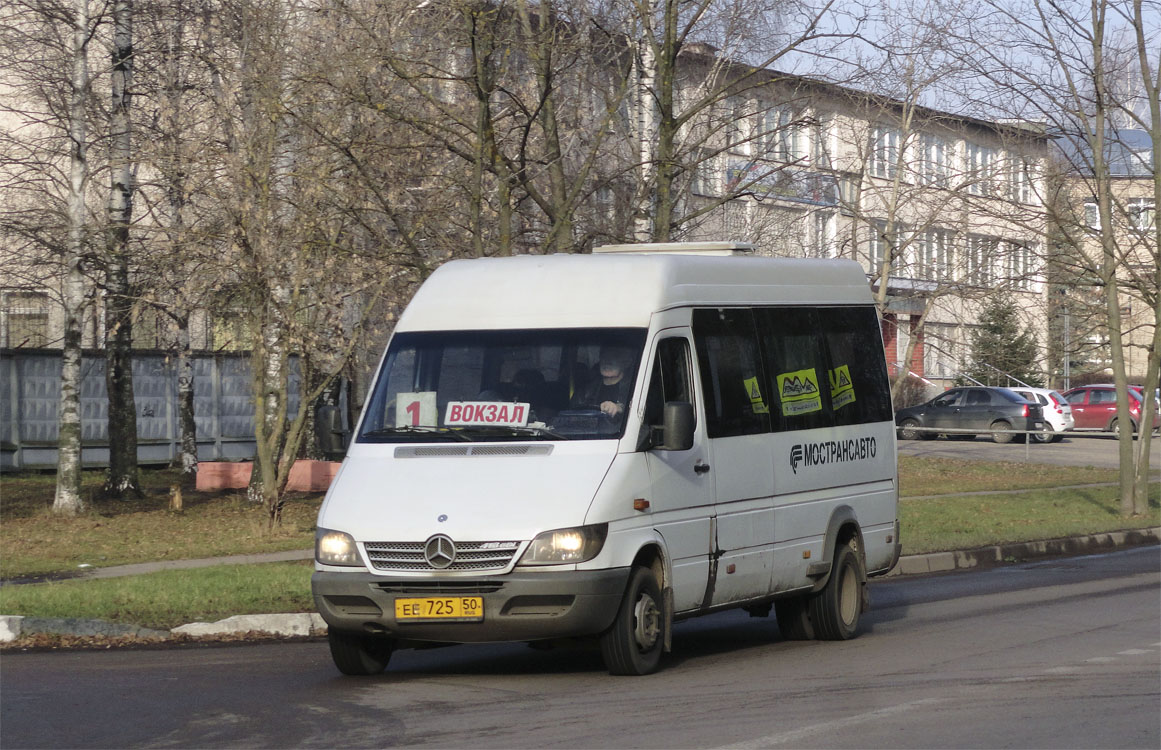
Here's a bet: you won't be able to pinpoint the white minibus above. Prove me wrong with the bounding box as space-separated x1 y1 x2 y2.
313 242 900 676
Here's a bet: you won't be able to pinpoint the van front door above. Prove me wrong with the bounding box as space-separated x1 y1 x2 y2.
691 309 775 608
641 333 714 614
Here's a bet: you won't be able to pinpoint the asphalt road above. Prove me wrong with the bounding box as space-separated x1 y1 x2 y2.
2 547 1158 749
897 429 1161 470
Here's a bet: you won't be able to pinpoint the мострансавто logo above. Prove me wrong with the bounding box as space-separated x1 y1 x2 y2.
790 437 877 474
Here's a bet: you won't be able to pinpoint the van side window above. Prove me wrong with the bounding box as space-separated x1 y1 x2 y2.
692 309 770 438
642 337 694 428
755 308 832 432
819 307 894 426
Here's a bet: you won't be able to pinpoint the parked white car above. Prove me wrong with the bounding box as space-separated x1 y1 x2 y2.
1011 387 1074 442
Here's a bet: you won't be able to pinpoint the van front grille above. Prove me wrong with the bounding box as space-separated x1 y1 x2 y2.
363 540 522 572
373 581 505 595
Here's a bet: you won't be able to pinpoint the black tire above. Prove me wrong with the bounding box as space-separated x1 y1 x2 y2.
600 565 664 676
1032 424 1053 443
898 419 922 441
1111 418 1138 439
328 630 394 676
774 596 815 640
990 420 1014 444
807 541 864 641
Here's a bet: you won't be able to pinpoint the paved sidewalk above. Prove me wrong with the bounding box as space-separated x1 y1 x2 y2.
2 526 1158 644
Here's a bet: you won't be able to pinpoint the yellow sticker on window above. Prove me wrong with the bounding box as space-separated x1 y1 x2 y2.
743 376 769 414
777 368 822 416
829 364 856 410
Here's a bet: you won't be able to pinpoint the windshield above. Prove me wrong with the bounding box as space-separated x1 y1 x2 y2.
358 328 646 442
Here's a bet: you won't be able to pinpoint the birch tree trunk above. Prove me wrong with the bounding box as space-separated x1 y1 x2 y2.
102 0 141 499
175 313 198 483
54 0 91 516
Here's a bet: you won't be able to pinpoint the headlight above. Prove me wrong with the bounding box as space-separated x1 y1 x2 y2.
518 524 608 566
316 529 361 566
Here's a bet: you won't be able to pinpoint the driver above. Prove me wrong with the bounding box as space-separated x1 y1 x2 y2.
574 348 634 418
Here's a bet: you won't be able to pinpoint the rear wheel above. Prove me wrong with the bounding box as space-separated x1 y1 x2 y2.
600 565 664 675
328 630 394 676
1111 418 1138 438
991 420 1014 444
807 541 864 641
1031 424 1053 443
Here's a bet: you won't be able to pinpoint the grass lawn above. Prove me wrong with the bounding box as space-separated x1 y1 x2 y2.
0 562 313 631
901 484 1160 554
1 467 321 578
897 455 1123 497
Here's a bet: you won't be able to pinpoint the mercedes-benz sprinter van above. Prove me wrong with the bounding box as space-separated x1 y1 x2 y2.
313 242 900 676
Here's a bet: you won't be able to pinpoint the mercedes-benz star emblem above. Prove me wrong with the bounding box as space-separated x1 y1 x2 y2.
424 534 456 569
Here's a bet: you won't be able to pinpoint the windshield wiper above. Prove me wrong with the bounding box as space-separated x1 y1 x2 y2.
360 426 473 442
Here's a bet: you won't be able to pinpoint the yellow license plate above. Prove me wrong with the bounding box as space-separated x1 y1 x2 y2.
395 596 484 622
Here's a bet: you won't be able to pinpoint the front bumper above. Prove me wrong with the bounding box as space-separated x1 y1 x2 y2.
312 567 629 643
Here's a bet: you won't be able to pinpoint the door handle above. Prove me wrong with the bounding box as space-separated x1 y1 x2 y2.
694 460 711 475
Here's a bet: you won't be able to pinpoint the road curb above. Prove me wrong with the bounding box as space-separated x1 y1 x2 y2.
2 528 1158 645
884 526 1161 576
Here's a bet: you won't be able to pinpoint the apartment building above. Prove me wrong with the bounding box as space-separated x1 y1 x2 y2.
662 52 1051 393
1065 130 1156 382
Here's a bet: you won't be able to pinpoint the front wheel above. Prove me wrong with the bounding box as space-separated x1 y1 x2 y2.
991 420 1014 444
328 630 394 676
600 566 664 675
898 419 922 441
808 541 865 641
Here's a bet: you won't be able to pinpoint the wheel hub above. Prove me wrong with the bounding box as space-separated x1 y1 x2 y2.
633 593 661 650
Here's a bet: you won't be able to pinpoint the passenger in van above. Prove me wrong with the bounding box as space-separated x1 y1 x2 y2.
572 348 634 418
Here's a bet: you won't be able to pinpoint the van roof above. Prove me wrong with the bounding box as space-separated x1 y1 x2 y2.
396 253 874 331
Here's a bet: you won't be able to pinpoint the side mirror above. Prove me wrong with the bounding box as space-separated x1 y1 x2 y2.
659 401 695 451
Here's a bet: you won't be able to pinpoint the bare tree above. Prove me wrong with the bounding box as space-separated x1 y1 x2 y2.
101 0 141 499
938 0 1158 515
57 0 94 515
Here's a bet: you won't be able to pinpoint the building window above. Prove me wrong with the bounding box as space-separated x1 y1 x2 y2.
764 107 804 164
866 219 898 273
812 115 832 168
965 143 996 195
917 228 953 281
725 96 748 153
691 151 718 196
1011 160 1035 204
1083 201 1100 230
2 291 50 348
1002 241 1037 290
869 126 900 179
1127 198 1155 230
965 234 996 285
811 211 834 258
919 134 949 187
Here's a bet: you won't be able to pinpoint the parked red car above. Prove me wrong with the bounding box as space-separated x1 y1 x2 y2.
1061 384 1161 436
